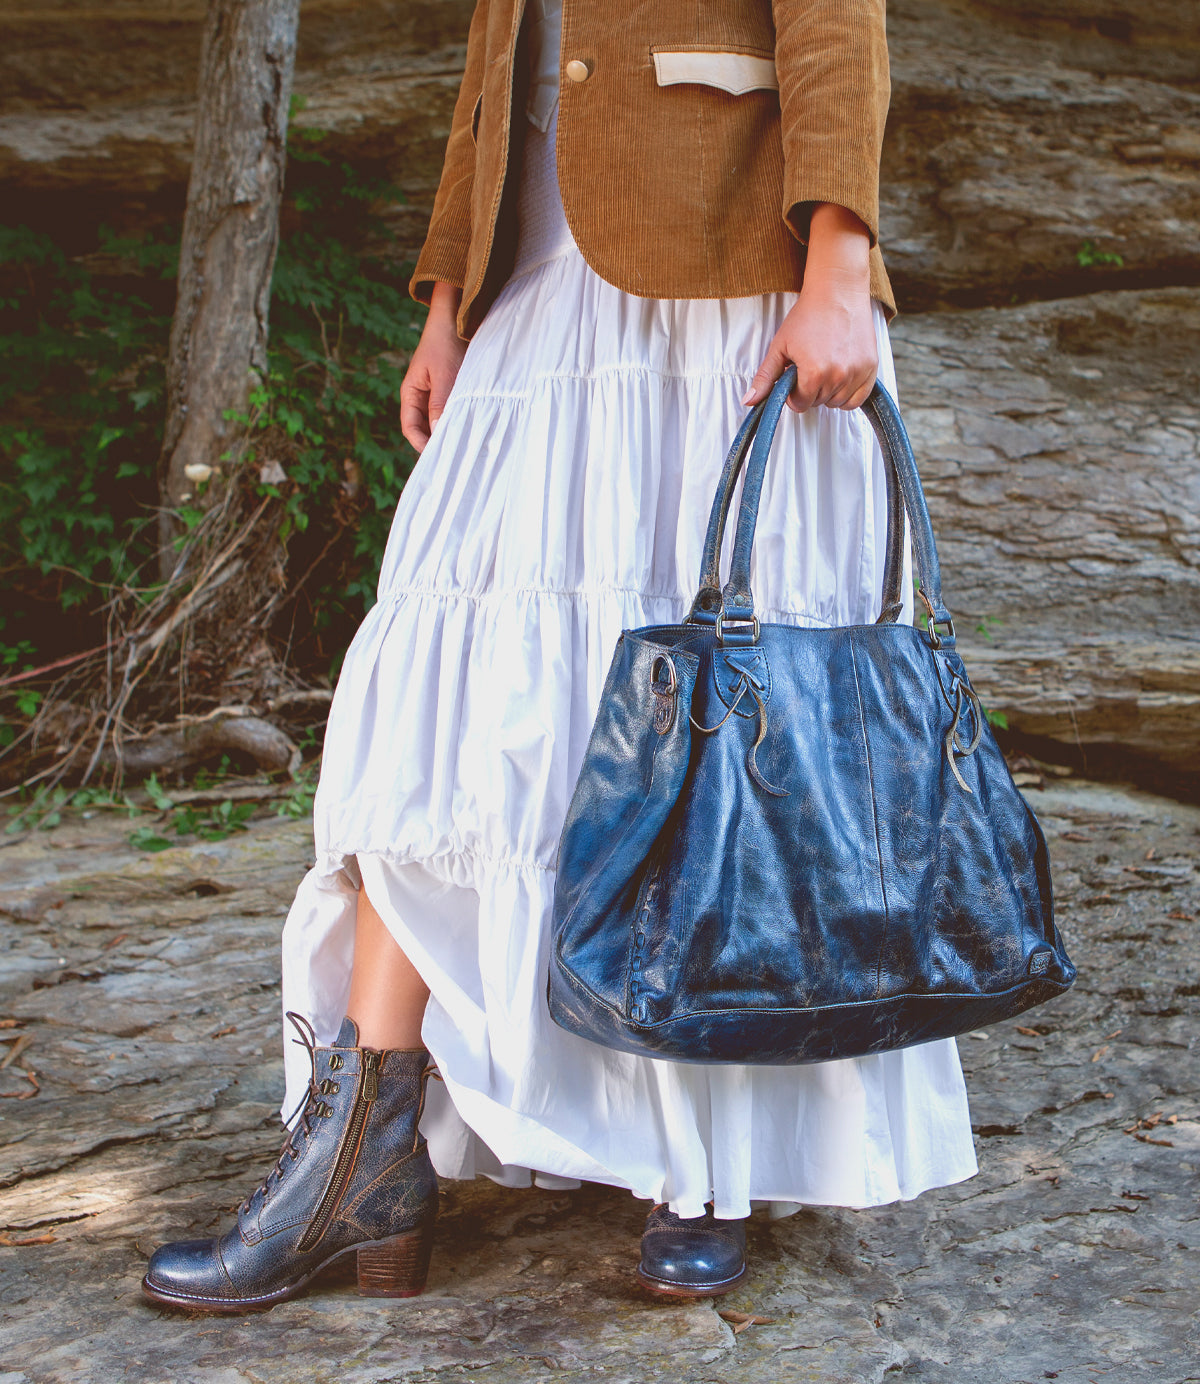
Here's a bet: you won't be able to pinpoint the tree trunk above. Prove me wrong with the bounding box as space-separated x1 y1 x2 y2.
157 0 301 580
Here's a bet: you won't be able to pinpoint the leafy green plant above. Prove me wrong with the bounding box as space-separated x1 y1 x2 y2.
3 780 141 834
2 767 277 843
0 223 174 618
129 824 173 852
1 639 36 669
275 765 318 820
171 798 256 841
1076 239 1125 269
128 792 257 850
189 755 233 792
143 773 175 811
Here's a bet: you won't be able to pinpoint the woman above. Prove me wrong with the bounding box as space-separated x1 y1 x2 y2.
142 0 977 1312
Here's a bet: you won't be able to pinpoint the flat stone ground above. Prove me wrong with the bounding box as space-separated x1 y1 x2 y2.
0 777 1197 1384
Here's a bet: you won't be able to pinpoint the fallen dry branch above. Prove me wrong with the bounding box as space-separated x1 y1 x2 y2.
96 712 299 779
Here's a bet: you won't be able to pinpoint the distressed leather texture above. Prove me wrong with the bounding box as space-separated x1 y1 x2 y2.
549 370 1076 1065
143 1018 437 1308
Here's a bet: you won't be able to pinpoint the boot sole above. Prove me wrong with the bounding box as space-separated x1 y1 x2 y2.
635 1263 747 1298
140 1219 435 1314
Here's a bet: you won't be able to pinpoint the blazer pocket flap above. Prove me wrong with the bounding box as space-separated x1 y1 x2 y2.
652 50 778 96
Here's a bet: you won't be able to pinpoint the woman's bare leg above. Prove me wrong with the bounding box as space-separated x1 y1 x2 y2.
346 883 430 1049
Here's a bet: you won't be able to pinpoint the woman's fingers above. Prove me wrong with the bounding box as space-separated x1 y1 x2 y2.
426 373 455 433
400 340 468 453
401 358 463 453
400 284 469 454
741 340 790 408
400 373 432 452
742 279 878 414
745 347 875 414
822 363 878 412
842 374 879 411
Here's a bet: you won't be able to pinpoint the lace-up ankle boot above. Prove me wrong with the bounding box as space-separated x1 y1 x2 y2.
636 1204 747 1296
142 1014 438 1312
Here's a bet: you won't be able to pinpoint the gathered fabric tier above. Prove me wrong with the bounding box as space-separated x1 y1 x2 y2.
278 113 978 1221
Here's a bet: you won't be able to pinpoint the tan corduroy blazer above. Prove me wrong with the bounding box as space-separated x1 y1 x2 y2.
411 0 894 339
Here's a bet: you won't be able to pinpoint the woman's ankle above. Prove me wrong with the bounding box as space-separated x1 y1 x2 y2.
345 884 431 1050
347 1009 427 1051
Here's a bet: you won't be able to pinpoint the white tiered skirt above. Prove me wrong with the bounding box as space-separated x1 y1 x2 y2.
278 120 978 1221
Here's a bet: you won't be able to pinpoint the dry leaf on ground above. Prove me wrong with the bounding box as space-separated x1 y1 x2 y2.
719 1310 776 1334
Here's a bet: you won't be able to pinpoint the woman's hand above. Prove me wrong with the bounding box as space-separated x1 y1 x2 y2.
400 282 468 452
742 203 877 414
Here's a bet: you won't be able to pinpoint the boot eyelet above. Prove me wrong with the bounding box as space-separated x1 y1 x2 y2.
329 1054 343 1070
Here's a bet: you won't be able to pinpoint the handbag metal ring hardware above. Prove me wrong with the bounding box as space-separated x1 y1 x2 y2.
650 654 677 696
650 654 679 735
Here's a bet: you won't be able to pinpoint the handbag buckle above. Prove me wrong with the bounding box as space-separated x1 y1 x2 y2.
927 616 955 649
715 611 760 645
917 587 955 649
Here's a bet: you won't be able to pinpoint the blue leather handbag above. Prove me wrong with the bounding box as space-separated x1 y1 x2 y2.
548 368 1075 1064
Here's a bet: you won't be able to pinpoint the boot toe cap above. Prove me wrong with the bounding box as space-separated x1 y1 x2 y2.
143 1238 234 1306
639 1231 745 1290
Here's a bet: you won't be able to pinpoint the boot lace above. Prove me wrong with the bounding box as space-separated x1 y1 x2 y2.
239 1011 322 1215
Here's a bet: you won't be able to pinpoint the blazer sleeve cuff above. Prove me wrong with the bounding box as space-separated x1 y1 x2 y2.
409 234 470 306
783 183 880 250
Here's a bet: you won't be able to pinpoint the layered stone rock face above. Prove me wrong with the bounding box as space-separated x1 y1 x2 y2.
1 0 1197 780
885 0 1200 310
891 288 1200 781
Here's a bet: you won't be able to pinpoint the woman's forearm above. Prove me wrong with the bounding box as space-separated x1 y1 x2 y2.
804 203 871 291
428 280 464 326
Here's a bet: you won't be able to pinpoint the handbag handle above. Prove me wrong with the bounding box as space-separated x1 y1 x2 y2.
716 366 954 644
687 385 907 626
685 398 767 620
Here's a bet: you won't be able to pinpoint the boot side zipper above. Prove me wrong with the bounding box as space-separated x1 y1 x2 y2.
297 1049 380 1252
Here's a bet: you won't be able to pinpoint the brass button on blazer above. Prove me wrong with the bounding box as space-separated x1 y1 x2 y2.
411 0 895 338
